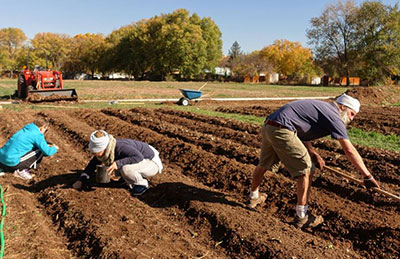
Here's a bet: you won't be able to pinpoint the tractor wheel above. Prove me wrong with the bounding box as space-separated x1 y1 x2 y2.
18 74 27 99
26 85 34 98
181 98 190 106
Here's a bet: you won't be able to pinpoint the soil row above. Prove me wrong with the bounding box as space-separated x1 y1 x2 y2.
1 108 399 258
0 112 74 258
70 109 361 258
128 107 400 196
99 108 400 258
214 104 400 136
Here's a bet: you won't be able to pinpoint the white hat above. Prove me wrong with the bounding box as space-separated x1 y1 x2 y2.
336 93 360 113
89 130 110 153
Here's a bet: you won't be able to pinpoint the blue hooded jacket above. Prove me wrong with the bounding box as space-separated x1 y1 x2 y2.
0 123 57 166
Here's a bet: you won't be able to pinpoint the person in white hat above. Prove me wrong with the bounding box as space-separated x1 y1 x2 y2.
72 130 163 196
247 93 379 229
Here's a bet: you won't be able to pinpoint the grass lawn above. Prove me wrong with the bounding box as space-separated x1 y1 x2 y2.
0 79 347 100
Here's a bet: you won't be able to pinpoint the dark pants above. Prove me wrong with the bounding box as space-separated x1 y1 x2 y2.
0 148 44 172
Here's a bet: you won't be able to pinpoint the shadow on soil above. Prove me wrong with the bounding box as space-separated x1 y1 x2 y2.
13 172 246 209
140 181 246 209
13 169 127 193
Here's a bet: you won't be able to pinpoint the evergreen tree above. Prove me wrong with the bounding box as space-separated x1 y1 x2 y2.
228 41 243 60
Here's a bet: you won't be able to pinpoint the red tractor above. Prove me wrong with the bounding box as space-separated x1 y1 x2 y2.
17 50 77 101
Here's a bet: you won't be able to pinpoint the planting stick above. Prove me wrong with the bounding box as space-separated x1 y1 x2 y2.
325 166 363 185
325 165 400 202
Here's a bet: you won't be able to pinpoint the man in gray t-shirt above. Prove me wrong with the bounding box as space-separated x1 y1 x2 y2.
247 93 380 229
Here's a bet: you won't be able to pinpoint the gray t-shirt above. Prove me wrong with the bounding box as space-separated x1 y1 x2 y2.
267 100 348 141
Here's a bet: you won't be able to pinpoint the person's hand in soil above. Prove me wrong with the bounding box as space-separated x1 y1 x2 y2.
72 180 82 190
107 162 118 175
72 175 90 190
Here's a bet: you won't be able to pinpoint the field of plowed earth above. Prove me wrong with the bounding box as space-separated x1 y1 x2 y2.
0 103 399 258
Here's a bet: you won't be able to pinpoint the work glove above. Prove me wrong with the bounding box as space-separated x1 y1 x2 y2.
363 175 380 189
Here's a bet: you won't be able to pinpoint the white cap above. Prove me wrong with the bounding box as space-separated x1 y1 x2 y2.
89 130 110 153
336 93 360 113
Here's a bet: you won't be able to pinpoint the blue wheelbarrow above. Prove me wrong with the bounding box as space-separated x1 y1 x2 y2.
178 83 207 106
178 89 202 106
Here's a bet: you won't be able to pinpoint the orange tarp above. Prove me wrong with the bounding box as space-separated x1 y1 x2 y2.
340 77 360 86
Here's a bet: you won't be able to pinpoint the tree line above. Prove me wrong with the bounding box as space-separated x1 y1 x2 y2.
307 0 400 85
227 0 400 85
1 1 400 85
0 9 223 81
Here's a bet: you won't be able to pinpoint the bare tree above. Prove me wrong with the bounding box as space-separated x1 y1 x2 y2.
307 0 358 85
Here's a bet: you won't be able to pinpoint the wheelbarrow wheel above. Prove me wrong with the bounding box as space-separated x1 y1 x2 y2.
179 97 190 106
181 98 190 106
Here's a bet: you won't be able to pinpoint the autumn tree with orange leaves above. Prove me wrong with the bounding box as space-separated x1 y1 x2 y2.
260 39 320 80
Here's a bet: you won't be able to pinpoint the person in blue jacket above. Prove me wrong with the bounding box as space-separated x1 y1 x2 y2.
0 118 59 180
72 130 163 196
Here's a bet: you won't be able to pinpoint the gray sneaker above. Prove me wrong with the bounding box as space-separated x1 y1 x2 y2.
247 193 267 209
13 169 33 180
293 212 324 228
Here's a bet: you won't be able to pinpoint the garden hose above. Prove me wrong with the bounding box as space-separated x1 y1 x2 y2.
0 184 5 258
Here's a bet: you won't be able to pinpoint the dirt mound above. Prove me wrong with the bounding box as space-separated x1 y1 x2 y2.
345 86 400 105
26 93 78 103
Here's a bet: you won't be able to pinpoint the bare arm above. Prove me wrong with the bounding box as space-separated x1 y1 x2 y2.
303 141 325 169
338 139 371 178
303 141 317 155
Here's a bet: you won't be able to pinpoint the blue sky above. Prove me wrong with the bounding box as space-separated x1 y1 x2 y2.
1 0 399 54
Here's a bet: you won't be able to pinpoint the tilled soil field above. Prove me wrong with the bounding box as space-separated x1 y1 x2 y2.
0 104 399 258
215 104 400 136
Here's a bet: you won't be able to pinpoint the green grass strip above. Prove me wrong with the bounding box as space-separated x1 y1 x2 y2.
172 106 265 125
0 184 6 258
347 128 400 152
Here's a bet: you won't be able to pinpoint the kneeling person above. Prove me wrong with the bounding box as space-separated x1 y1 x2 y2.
0 118 58 180
73 130 163 195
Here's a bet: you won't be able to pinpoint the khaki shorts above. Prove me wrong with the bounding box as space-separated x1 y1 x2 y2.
259 124 312 178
